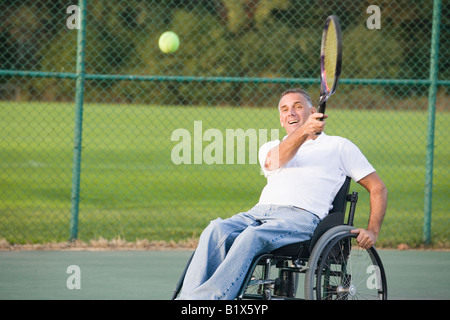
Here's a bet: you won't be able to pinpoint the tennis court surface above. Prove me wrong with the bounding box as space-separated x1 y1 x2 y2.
0 249 448 300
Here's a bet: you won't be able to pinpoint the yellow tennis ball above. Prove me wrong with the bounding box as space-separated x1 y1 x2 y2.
158 31 180 54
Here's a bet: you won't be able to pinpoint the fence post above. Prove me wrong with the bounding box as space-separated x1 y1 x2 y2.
423 0 442 245
69 0 87 241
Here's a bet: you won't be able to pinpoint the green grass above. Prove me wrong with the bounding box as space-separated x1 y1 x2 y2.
0 101 448 247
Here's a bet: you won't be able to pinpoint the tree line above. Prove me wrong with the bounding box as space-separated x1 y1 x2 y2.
0 0 447 106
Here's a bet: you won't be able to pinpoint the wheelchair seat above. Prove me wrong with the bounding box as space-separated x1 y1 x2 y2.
270 176 353 259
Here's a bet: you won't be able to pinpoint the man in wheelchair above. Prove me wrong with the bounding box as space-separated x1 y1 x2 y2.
177 88 387 300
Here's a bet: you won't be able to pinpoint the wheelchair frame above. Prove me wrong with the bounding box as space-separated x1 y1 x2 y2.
172 177 388 300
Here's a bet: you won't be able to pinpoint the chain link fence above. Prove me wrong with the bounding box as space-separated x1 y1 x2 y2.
0 0 448 248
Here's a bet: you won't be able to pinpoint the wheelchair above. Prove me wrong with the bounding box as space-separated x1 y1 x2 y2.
172 177 387 300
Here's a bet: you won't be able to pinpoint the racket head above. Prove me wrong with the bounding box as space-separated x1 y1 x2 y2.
319 15 342 112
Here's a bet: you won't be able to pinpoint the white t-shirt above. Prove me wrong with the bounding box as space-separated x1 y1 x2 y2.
258 133 375 219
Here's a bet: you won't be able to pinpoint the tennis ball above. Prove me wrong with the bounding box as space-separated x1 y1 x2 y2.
158 31 180 54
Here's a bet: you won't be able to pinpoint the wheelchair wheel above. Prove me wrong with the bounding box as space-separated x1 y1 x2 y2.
305 226 387 300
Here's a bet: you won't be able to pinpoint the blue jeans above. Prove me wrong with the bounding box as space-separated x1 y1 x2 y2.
178 204 320 300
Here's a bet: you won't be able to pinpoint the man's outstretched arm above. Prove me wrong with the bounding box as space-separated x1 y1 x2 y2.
351 171 387 249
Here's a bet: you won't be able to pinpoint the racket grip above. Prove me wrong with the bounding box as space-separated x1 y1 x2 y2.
316 100 327 136
318 101 326 120
316 101 326 135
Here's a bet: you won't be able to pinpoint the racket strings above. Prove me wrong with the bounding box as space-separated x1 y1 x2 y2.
324 21 338 90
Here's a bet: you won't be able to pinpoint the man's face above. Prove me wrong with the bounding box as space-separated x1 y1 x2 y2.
278 92 316 135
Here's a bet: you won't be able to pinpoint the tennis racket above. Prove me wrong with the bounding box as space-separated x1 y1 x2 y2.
318 15 342 121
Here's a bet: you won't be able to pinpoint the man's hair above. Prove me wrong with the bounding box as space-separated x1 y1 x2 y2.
279 88 313 108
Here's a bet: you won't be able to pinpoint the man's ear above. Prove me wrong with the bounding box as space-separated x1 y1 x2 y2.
310 106 317 114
